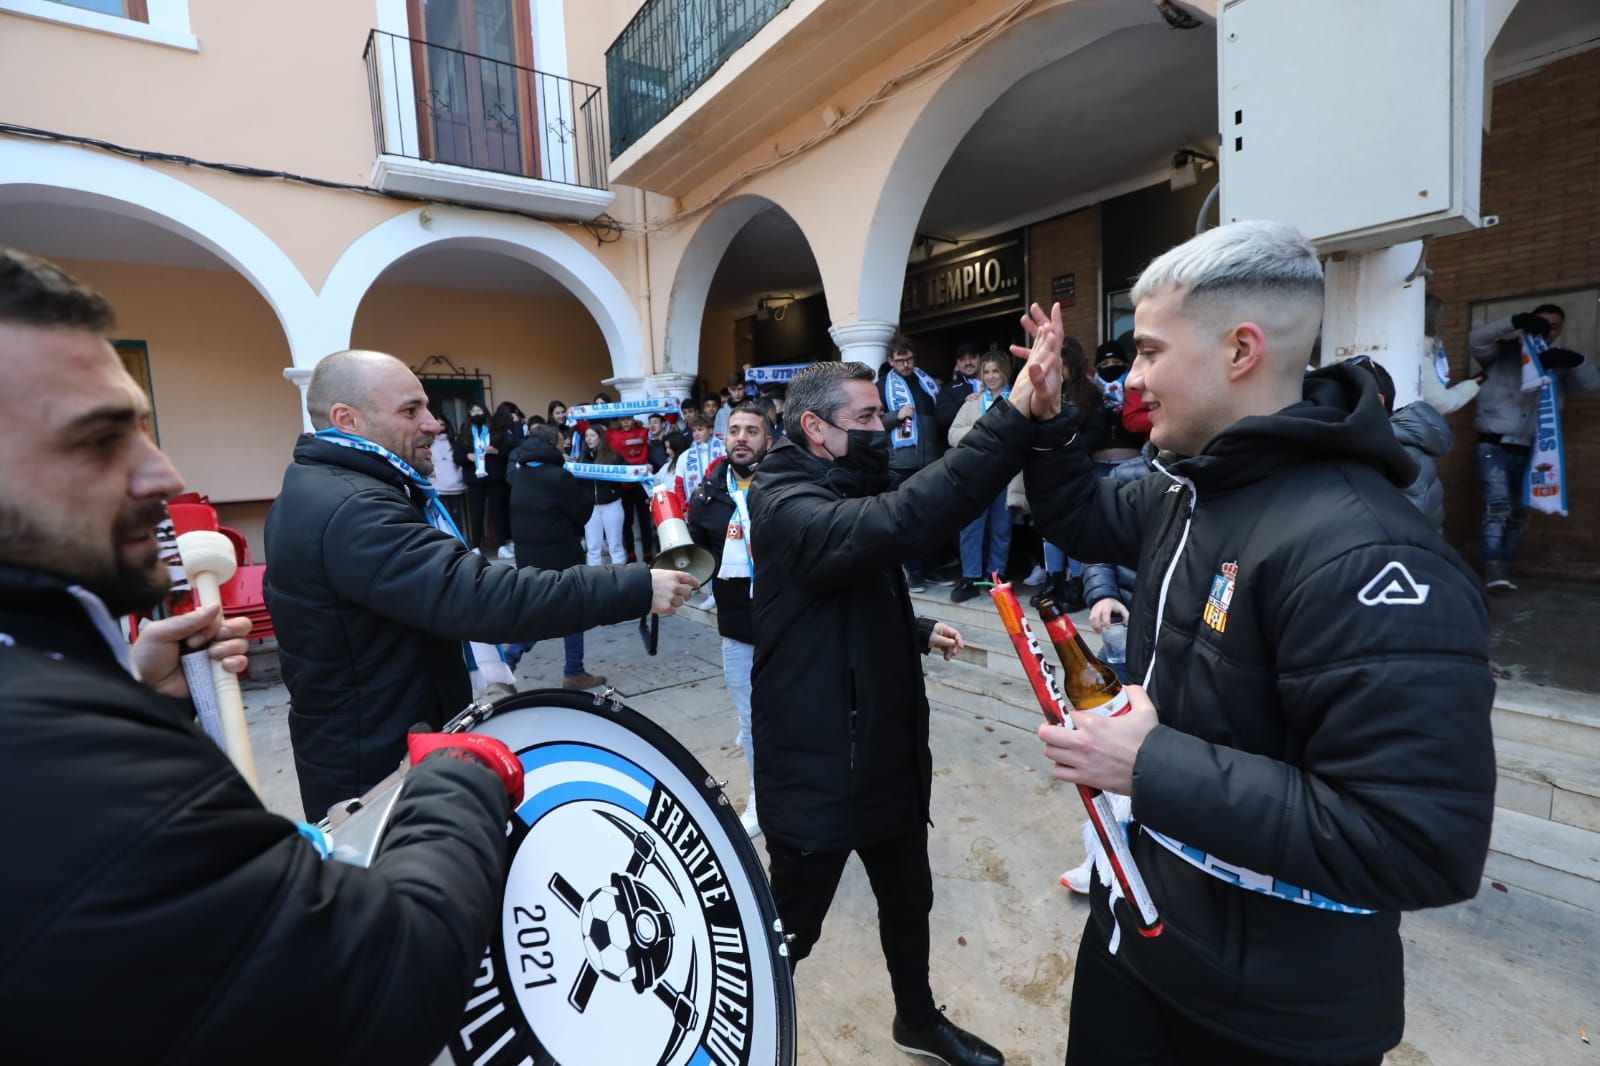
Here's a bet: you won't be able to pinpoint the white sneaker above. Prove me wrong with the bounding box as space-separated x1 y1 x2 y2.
1060 858 1092 894
1023 564 1049 586
693 591 717 610
740 795 761 839
497 543 516 560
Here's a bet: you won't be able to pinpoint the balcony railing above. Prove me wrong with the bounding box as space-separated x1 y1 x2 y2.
364 29 608 192
605 0 794 159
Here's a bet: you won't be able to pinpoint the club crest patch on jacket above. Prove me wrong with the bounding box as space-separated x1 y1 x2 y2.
1203 561 1238 633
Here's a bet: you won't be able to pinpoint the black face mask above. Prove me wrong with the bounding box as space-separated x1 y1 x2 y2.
470 412 487 425
1096 362 1128 382
821 420 892 490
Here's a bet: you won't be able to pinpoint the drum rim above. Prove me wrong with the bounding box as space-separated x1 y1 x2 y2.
484 687 798 1065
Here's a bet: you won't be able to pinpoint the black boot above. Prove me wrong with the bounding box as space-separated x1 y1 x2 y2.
950 579 979 604
892 1010 1004 1065
1028 572 1063 609
1061 574 1086 612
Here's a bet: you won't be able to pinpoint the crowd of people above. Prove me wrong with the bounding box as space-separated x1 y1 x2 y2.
6 214 1587 1064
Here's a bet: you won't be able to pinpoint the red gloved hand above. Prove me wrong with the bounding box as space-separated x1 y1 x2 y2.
407 730 524 806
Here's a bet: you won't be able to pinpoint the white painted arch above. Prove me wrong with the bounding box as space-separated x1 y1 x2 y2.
0 137 321 362
857 0 1170 323
316 206 645 383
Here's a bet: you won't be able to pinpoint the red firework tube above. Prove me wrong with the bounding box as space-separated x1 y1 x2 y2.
990 578 1163 937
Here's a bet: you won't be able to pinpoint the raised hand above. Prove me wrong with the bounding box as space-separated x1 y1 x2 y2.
1009 302 1065 421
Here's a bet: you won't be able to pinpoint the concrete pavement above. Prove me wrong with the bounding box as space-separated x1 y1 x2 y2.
241 616 1598 1065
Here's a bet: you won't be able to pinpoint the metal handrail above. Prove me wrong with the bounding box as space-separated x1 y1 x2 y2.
364 29 609 191
604 0 794 159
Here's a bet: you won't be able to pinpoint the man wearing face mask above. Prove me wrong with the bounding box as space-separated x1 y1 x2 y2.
455 402 494 550
747 357 1060 1066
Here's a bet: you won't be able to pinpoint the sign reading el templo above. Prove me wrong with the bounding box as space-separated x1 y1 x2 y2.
900 233 1027 330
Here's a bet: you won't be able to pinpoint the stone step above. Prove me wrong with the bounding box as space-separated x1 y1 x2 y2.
1491 679 1600 760
1485 806 1600 913
1493 737 1600 833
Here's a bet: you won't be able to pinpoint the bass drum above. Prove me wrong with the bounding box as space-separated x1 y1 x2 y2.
437 688 796 1066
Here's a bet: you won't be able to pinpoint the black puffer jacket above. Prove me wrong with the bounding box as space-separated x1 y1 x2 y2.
265 435 651 816
686 455 754 644
508 436 592 570
748 403 1038 850
0 566 508 1064
1390 400 1452 531
1026 364 1495 1062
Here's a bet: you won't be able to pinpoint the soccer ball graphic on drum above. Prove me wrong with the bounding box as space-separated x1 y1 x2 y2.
547 810 701 1062
576 874 675 987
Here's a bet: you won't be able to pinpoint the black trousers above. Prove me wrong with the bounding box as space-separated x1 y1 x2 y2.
1066 912 1383 1066
484 478 511 549
465 483 488 550
766 826 938 1029
619 483 654 558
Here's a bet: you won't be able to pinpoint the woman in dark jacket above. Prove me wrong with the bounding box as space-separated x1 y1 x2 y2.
454 402 493 550
506 425 605 689
579 426 627 565
484 401 524 556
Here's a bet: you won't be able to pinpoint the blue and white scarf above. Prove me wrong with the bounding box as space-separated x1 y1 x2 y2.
681 438 725 495
1521 333 1568 516
469 423 490 478
884 368 940 450
718 465 754 585
1095 371 1127 412
979 389 1000 415
567 397 682 421
567 461 656 483
314 428 515 691
745 362 811 385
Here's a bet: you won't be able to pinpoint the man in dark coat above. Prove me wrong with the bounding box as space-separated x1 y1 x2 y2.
748 357 1059 1066
935 340 983 439
879 334 947 592
686 401 772 837
1017 222 1495 1065
266 350 699 817
0 248 520 1063
506 423 604 689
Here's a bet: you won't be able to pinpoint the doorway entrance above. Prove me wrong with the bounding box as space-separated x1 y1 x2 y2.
407 0 540 177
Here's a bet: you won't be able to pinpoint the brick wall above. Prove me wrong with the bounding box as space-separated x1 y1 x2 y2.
1028 205 1101 354
1429 48 1600 580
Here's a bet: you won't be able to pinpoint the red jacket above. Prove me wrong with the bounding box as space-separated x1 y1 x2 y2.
606 426 650 465
1122 389 1153 437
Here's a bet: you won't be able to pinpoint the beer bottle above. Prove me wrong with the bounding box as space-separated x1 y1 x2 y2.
1036 598 1129 717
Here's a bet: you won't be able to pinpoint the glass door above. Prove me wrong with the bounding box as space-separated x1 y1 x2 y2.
409 0 539 177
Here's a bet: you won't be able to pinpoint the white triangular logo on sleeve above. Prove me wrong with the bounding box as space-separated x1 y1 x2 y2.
1358 562 1430 606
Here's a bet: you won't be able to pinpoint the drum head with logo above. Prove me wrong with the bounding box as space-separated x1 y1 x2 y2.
440 689 796 1066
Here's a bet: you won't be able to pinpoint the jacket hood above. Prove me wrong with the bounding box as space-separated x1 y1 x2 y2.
510 436 567 467
1178 363 1419 490
1389 401 1453 457
756 435 876 498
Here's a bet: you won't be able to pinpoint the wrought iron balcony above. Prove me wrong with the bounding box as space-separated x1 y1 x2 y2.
605 0 794 159
364 29 608 193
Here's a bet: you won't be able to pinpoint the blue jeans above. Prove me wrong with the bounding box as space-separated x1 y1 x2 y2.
1043 541 1082 578
722 637 755 789
504 633 584 677
959 493 1012 579
1477 441 1530 565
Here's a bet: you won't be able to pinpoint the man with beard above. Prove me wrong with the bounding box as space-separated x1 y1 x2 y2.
0 247 528 1062
936 340 983 439
266 350 699 818
747 355 1060 1066
686 402 772 838
1019 222 1495 1064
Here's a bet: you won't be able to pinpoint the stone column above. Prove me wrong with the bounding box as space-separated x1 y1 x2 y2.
1322 241 1426 407
828 319 898 375
645 371 698 400
283 367 313 432
602 375 648 401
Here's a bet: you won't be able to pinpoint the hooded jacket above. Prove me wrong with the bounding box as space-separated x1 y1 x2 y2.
1390 401 1452 531
747 403 1038 850
0 566 508 1063
265 435 651 816
1025 363 1495 1061
1469 314 1600 442
508 435 593 571
686 455 757 645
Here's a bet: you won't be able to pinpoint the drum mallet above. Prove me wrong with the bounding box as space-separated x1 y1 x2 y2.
176 530 261 794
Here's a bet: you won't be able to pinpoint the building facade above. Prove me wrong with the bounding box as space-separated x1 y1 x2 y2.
3 0 1596 575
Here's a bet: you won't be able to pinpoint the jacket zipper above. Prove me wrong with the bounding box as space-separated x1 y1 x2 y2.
847 668 859 772
1143 459 1197 690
